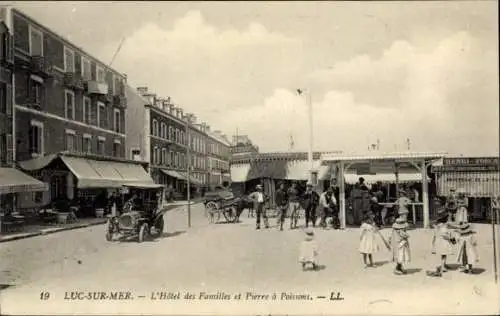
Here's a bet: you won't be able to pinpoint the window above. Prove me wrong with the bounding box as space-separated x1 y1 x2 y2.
65 130 76 152
0 133 6 164
97 102 106 128
131 149 141 160
175 152 179 167
113 140 121 157
83 97 91 124
83 134 92 154
113 109 121 133
152 119 158 136
0 83 5 114
160 122 165 138
161 148 167 165
97 137 105 156
64 47 75 72
96 66 105 83
170 152 174 166
29 121 44 156
29 26 43 56
65 90 75 120
81 56 91 80
168 126 173 140
29 77 43 105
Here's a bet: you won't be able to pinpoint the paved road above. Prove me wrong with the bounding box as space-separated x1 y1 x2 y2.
0 205 499 315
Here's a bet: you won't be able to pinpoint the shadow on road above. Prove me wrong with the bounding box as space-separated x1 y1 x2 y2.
405 268 422 275
0 284 13 291
160 231 186 238
373 260 389 267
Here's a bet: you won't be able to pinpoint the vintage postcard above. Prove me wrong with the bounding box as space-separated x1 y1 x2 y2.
0 1 499 315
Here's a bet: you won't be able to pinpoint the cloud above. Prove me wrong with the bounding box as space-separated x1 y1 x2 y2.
216 31 498 155
99 11 497 156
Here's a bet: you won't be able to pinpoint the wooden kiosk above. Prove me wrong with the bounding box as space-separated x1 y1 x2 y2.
320 152 445 229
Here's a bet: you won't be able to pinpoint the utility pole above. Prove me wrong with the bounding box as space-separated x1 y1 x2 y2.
297 88 314 184
185 117 191 227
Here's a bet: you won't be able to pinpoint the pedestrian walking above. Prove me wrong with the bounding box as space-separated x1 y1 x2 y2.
303 182 320 228
396 189 411 222
319 186 337 229
456 223 479 274
275 182 289 231
299 227 318 271
249 185 269 230
288 182 301 229
445 187 459 222
455 188 469 224
390 217 411 275
359 212 379 268
429 210 456 277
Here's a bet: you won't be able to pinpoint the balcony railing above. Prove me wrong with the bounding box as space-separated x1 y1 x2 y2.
86 81 108 95
113 94 127 108
30 56 53 77
63 72 85 90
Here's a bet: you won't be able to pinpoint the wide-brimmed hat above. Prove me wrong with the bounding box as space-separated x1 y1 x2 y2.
304 227 314 236
256 184 263 189
306 181 313 187
459 223 474 235
392 217 408 229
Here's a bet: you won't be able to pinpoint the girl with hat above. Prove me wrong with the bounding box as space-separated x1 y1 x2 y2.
456 223 479 274
299 227 319 271
396 190 411 222
359 212 380 268
429 210 456 277
390 217 411 275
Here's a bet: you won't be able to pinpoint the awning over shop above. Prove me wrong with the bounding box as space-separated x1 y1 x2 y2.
247 160 287 181
344 173 428 185
436 171 500 197
18 154 58 171
0 168 48 194
60 156 154 188
230 163 250 182
160 169 187 181
285 160 333 181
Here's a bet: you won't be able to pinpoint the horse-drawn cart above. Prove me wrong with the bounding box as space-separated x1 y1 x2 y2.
204 187 253 223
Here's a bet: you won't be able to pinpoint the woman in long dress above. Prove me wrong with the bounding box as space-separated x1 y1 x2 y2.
455 189 469 224
429 211 455 277
359 213 379 268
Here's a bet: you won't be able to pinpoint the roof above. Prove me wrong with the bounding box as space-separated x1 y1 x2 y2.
208 131 231 147
230 151 343 163
321 152 447 163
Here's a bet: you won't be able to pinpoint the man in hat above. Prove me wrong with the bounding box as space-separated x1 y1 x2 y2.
319 186 338 229
303 182 320 228
275 182 289 231
445 187 459 222
249 184 269 229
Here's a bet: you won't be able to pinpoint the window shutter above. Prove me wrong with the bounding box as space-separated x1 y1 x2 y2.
6 133 13 165
5 83 12 117
6 34 13 64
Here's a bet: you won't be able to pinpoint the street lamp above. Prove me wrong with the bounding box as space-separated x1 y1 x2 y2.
296 89 316 185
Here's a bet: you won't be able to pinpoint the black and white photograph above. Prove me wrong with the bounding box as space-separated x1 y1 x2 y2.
0 1 499 315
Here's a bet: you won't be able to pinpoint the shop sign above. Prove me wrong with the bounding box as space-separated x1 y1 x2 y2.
434 157 500 172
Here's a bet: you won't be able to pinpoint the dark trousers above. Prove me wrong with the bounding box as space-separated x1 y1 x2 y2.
305 204 317 227
277 205 287 229
321 207 340 228
256 203 268 228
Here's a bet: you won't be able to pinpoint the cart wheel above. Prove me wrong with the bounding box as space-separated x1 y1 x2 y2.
105 219 114 241
139 223 149 243
205 201 218 223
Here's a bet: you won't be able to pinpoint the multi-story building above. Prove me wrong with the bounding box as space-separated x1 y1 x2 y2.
4 7 153 211
126 86 199 197
207 127 231 189
1 8 47 216
188 116 209 189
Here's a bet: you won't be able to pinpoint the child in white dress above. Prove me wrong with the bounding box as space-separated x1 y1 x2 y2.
390 217 411 275
429 211 456 277
299 228 318 271
359 213 379 268
456 223 479 274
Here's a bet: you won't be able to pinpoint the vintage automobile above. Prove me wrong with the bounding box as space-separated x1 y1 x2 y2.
105 183 165 243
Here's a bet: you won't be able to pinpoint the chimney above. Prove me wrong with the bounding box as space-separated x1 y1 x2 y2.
191 115 197 124
123 74 127 83
179 108 184 119
136 86 148 95
206 125 211 132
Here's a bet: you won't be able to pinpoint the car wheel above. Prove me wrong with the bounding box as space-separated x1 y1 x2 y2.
139 223 149 243
155 218 164 236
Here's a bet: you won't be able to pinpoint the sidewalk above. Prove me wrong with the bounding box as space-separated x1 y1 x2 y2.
0 201 203 244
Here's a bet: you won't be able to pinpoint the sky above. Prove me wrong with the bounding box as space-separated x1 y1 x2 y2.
11 1 499 155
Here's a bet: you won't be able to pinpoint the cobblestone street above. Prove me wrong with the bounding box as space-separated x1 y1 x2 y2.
1 204 499 315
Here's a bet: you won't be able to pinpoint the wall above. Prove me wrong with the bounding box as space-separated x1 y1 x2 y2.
125 85 146 160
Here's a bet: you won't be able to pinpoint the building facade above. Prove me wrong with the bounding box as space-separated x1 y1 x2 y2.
3 8 153 213
0 16 14 168
207 128 231 189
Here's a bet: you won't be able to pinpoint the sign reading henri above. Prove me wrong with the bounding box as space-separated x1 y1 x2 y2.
433 157 499 172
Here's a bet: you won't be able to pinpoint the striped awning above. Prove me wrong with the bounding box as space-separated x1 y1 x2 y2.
344 173 428 185
230 164 250 182
161 169 187 181
0 168 48 194
436 171 500 197
247 160 288 181
286 160 332 181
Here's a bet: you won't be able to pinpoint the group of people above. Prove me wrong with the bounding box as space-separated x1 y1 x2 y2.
248 182 340 230
298 186 479 276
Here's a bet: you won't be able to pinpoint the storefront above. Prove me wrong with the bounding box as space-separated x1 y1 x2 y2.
432 157 500 222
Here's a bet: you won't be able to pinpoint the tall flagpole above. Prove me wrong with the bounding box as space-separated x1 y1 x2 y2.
297 89 314 184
